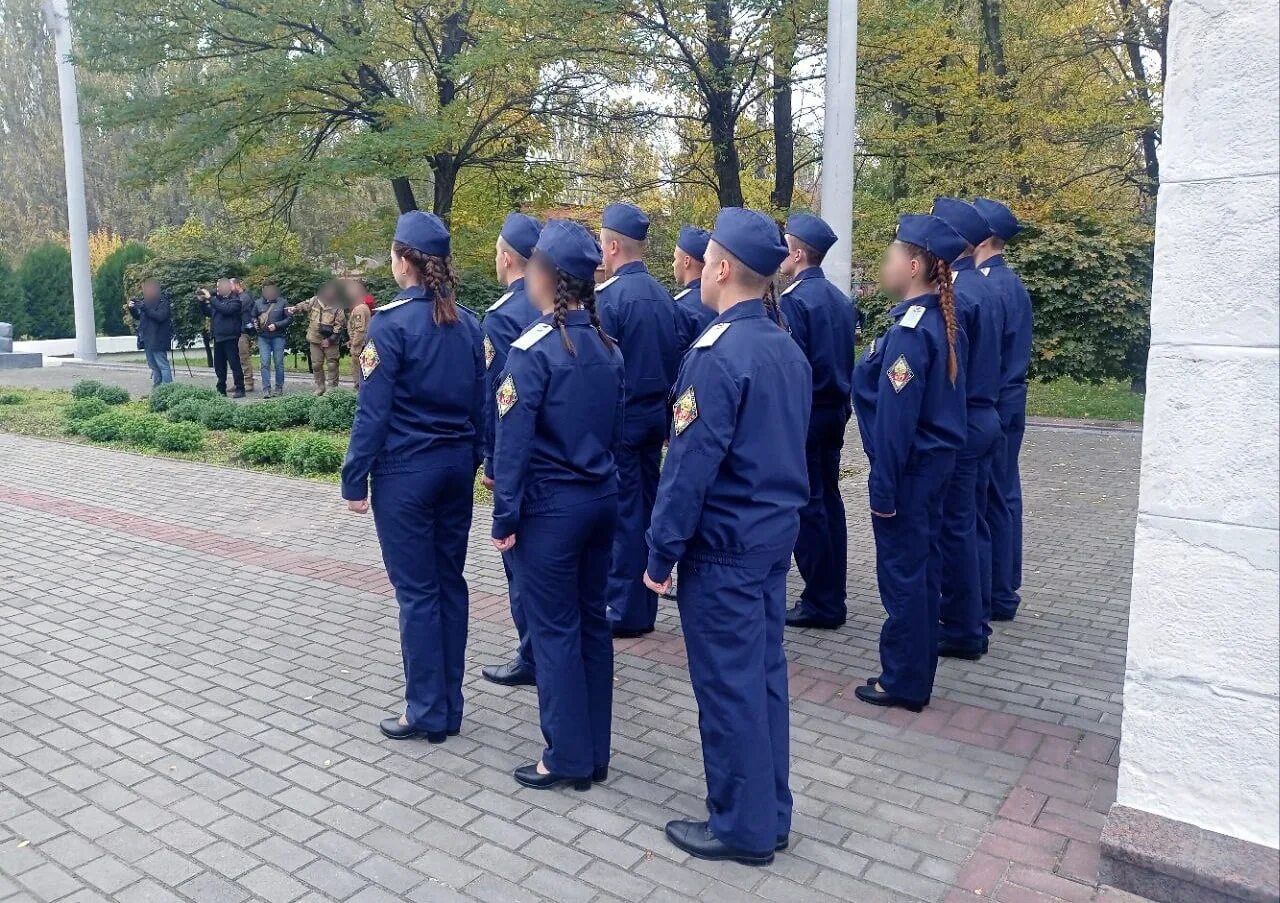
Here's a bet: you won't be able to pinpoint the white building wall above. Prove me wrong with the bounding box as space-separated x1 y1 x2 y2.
1116 0 1280 849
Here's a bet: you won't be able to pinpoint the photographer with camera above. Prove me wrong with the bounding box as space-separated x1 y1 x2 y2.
231 277 257 393
254 281 291 396
286 280 346 396
129 278 174 386
197 278 246 398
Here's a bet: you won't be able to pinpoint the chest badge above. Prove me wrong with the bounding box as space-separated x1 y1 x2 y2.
672 386 698 436
496 374 518 418
886 354 914 393
483 335 495 369
359 341 380 379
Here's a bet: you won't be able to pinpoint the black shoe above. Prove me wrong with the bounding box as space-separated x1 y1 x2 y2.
784 606 845 630
664 820 773 866
776 833 790 851
231 390 246 399
611 626 653 639
991 610 1016 622
481 659 536 687
854 684 925 713
592 765 608 783
938 642 983 661
379 718 447 743
513 763 591 791
981 638 990 655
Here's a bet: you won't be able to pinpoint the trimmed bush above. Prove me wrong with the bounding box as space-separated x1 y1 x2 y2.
81 411 131 442
148 383 218 412
71 379 107 399
167 398 212 424
65 397 110 423
309 389 357 432
121 414 166 446
238 432 294 466
234 402 287 433
197 398 239 430
154 421 205 452
285 435 343 474
95 385 130 406
267 393 314 427
0 391 24 405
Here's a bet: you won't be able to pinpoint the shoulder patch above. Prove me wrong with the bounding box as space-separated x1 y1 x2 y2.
692 322 731 348
496 374 518 417
900 305 926 329
483 335 495 369
980 267 992 277
359 340 381 378
672 386 698 436
867 337 876 356
511 322 554 351
596 275 619 292
886 354 914 393
488 290 513 312
779 280 800 296
674 288 690 301
374 297 413 313
950 270 959 284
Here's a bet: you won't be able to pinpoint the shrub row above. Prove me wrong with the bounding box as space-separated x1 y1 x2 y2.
147 386 356 433
238 431 343 474
68 407 205 452
70 379 130 405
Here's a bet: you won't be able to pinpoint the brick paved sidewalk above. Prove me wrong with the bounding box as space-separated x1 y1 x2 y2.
0 427 1142 903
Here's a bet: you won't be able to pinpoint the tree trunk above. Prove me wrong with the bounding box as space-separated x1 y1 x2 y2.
391 177 418 213
428 2 470 224
432 156 458 223
979 0 1009 85
706 1 744 207
770 18 796 210
1118 0 1161 198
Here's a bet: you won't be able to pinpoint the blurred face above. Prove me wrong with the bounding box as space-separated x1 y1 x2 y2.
494 238 504 282
216 278 232 296
526 256 556 314
701 242 726 309
880 241 922 298
263 285 278 301
142 282 160 301
780 236 803 279
671 246 683 283
391 244 412 288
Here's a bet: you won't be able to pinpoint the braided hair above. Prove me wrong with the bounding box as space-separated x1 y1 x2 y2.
533 250 614 356
904 242 959 385
762 278 788 330
391 241 460 326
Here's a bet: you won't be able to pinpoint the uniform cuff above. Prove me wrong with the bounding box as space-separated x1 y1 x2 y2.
341 479 368 502
492 515 518 540
870 489 896 514
646 552 675 584
483 458 494 480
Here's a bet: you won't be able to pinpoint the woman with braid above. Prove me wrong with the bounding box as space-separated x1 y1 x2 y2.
342 211 485 744
853 214 968 713
491 219 625 791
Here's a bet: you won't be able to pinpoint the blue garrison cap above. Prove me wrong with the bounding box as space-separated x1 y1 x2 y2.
972 197 1023 241
784 212 838 256
896 214 968 264
535 219 602 283
500 212 541 259
394 210 450 256
711 207 789 277
931 198 993 248
676 225 711 262
601 202 650 241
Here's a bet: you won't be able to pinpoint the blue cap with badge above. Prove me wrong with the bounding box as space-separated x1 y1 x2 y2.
394 210 451 257
711 207 789 277
602 202 650 241
931 198 993 248
972 197 1023 241
500 212 541 259
535 219 602 283
784 212 838 256
896 214 968 264
676 225 711 262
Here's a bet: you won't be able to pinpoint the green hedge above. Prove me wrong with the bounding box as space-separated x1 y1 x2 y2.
81 410 131 442
71 380 106 399
155 421 205 452
148 383 219 412
197 398 239 430
0 391 25 405
166 398 212 424
266 393 313 427
285 435 343 474
238 432 293 465
309 389 357 432
65 397 110 425
120 414 166 446
234 403 287 432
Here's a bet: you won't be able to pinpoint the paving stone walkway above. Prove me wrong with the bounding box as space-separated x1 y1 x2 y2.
0 411 1143 903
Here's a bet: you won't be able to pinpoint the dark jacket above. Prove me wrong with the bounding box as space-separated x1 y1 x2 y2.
132 294 173 351
253 296 291 335
202 292 244 341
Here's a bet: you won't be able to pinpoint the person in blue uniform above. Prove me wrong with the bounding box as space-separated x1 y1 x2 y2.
671 224 715 346
479 212 543 689
853 214 968 713
972 198 1032 622
342 211 485 743
931 198 1006 659
596 202 686 638
644 207 811 866
491 219 626 791
777 212 858 630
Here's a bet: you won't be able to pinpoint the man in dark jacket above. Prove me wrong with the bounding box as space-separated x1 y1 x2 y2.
129 278 173 386
198 279 246 397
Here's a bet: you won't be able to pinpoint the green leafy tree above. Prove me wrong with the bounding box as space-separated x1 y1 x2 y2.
93 242 152 335
17 242 73 340
0 254 26 337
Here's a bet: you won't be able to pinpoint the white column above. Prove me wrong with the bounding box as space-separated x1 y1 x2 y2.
818 0 857 296
43 0 96 362
1117 0 1279 849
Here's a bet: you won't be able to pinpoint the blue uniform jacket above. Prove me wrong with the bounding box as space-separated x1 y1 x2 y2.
778 266 857 414
645 299 812 581
480 278 539 479
341 287 485 500
674 278 715 348
980 255 1033 417
952 257 1005 412
596 261 685 429
853 294 968 514
491 310 626 538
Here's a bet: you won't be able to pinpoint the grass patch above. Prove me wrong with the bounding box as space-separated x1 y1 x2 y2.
1027 378 1144 422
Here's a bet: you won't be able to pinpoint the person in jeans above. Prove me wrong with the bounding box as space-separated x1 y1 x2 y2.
231 278 257 393
130 278 173 386
254 281 291 396
198 279 246 397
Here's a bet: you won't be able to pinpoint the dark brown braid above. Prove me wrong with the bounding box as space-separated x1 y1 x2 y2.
903 243 959 385
533 251 614 355
551 272 576 355
762 279 788 330
391 241 460 326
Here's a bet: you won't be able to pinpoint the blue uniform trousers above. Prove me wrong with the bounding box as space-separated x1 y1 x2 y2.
939 410 1002 653
872 451 955 705
502 550 535 673
371 458 473 733
792 403 850 623
514 494 617 777
989 405 1026 619
607 419 664 631
677 552 793 855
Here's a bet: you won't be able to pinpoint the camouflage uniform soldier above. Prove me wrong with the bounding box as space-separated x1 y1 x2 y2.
232 278 256 392
288 281 347 396
344 278 373 389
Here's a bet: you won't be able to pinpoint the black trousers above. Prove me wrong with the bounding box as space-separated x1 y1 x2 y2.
213 337 245 394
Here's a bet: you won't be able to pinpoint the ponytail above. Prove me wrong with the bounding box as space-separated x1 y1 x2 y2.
391 241 461 326
933 257 959 385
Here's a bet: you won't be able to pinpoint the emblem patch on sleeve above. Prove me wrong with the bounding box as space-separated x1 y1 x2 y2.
672 386 698 436
886 354 914 394
496 375 518 418
359 341 380 379
483 335 495 369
